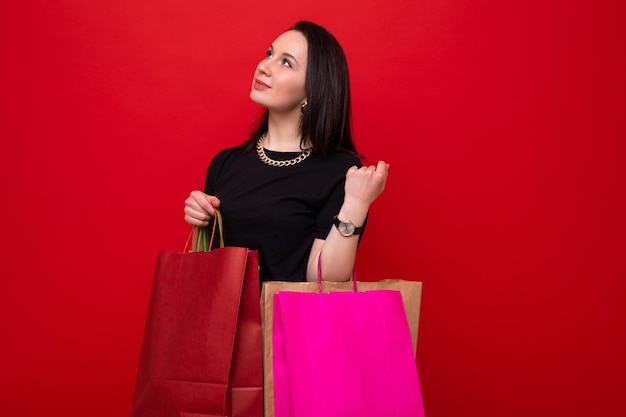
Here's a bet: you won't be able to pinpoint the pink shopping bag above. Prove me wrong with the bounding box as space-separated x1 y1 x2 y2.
272 259 425 417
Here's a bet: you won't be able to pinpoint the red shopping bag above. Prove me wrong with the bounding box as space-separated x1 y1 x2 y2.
272 257 425 417
131 213 263 417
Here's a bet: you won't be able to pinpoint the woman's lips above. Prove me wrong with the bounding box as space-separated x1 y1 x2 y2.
253 79 270 90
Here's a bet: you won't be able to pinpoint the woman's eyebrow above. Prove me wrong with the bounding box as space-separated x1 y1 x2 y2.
269 44 299 63
281 52 298 63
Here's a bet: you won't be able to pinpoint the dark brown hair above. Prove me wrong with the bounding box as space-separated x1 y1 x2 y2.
240 21 358 157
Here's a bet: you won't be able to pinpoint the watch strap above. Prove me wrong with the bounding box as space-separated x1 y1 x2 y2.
333 215 364 235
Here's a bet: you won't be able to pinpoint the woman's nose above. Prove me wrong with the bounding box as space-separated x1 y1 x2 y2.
257 60 270 76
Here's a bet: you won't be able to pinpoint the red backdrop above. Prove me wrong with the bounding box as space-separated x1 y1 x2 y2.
1 1 624 416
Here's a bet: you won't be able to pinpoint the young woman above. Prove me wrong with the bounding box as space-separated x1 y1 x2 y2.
183 21 388 284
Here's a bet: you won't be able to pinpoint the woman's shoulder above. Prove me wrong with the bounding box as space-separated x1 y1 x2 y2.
210 146 251 166
213 146 240 159
311 149 363 169
206 147 253 182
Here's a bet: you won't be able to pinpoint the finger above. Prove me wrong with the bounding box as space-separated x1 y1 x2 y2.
185 196 206 214
184 215 210 227
373 161 389 183
185 196 214 220
183 208 211 226
184 205 211 222
191 191 216 215
208 195 221 208
345 165 359 180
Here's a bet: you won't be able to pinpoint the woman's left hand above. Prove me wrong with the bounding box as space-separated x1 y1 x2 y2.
343 161 389 210
308 160 388 281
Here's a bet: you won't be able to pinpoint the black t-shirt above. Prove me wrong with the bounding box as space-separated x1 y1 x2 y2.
204 146 362 284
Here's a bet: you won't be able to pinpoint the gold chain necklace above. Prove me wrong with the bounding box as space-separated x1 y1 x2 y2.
256 133 312 167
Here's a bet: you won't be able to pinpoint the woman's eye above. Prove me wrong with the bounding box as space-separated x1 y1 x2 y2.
282 59 292 68
266 50 273 59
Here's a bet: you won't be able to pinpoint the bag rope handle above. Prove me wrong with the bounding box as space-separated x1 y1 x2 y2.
317 251 358 293
183 209 224 253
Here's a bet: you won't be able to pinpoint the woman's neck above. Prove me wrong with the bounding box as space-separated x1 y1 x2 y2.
265 112 308 152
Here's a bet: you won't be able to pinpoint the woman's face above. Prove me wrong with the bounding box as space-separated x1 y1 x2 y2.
250 30 308 113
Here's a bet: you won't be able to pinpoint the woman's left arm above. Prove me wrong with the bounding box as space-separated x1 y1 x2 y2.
306 161 389 282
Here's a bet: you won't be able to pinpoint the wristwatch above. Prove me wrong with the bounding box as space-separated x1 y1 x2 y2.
333 215 364 237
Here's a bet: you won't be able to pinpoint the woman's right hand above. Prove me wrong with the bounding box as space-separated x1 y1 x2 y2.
184 191 221 227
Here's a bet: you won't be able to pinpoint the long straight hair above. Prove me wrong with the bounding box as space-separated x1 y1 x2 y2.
239 21 358 157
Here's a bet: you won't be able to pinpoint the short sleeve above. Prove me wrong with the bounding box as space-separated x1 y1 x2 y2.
314 154 366 240
204 148 232 195
314 178 346 239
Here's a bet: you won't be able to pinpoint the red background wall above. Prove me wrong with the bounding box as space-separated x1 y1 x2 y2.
1 1 624 416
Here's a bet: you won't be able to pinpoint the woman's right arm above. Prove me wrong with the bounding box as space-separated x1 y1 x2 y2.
183 190 221 227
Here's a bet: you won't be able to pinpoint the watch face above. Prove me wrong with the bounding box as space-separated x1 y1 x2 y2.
339 221 355 236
